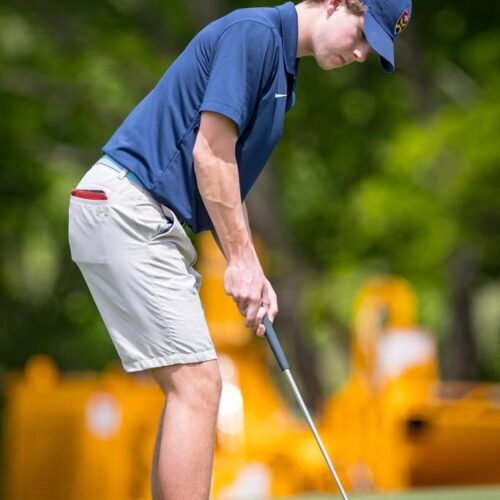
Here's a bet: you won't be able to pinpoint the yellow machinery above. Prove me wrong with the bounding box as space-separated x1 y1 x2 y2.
323 276 500 492
4 355 164 500
4 238 500 499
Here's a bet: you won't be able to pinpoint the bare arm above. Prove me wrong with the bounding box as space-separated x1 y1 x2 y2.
241 201 278 324
194 112 276 334
211 201 251 257
241 202 253 242
194 113 252 261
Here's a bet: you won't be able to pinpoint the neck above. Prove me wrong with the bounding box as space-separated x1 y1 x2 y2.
295 1 318 58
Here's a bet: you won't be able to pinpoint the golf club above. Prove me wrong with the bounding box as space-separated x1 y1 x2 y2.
263 316 349 500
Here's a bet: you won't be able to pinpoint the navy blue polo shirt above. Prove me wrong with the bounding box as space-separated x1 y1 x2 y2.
102 2 299 233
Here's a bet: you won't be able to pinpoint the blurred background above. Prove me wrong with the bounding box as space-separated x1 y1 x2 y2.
1 0 499 498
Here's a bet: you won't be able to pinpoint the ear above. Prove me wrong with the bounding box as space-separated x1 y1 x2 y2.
326 0 342 16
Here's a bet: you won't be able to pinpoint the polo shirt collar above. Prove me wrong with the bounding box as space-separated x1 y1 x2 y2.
275 2 299 76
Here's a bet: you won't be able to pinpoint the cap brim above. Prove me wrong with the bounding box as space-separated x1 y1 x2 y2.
364 10 395 72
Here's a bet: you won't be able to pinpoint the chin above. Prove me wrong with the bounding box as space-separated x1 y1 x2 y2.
315 55 339 71
321 60 340 70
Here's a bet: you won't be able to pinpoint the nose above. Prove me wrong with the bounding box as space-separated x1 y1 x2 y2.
354 42 371 63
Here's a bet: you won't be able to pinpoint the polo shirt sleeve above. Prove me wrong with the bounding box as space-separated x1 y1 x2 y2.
200 22 278 134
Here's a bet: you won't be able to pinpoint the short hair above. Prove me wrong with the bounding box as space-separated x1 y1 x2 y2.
304 0 366 16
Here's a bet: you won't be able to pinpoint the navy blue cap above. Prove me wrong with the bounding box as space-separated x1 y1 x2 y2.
361 0 412 72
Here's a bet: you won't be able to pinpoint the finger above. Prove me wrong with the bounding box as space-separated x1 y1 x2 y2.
263 282 278 322
237 299 248 317
268 302 278 322
244 298 261 328
256 323 265 337
252 306 266 332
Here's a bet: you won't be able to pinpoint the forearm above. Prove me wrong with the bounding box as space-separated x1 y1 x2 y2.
211 202 252 259
241 202 253 242
195 157 257 265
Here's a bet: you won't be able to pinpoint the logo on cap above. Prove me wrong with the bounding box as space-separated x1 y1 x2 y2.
394 10 411 35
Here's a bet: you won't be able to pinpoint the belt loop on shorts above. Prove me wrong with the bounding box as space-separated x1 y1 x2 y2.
98 155 144 188
117 167 128 180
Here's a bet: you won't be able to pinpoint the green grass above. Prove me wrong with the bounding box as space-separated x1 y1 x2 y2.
286 486 500 500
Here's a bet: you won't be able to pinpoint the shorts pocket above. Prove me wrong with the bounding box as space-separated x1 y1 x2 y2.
189 267 203 292
134 192 176 243
153 217 175 240
68 194 110 264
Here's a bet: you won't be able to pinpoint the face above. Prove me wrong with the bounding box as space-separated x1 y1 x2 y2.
312 1 371 70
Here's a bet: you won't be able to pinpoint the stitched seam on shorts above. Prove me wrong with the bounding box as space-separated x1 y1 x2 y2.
145 249 176 345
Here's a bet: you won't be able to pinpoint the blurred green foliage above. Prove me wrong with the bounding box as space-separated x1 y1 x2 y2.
0 1 499 381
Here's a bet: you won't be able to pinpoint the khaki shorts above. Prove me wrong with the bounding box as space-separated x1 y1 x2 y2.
68 161 217 372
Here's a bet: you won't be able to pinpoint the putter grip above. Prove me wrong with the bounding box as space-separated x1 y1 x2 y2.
263 316 289 371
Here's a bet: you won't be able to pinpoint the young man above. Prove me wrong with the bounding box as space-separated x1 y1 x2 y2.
68 0 412 498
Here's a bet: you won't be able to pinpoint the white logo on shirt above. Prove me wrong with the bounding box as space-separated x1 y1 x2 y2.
274 93 287 98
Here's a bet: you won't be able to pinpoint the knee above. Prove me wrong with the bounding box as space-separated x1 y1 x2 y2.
177 366 222 415
193 364 222 410
152 361 222 411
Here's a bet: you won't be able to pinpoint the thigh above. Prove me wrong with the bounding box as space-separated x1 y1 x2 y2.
149 360 221 397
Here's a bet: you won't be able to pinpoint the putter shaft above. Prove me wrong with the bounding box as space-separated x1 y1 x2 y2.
284 369 349 500
263 316 349 499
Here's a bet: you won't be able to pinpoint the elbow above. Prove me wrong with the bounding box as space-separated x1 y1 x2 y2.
192 142 203 169
193 136 213 174
193 140 218 200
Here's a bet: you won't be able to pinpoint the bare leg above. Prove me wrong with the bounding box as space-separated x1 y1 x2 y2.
149 360 221 500
151 402 166 499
